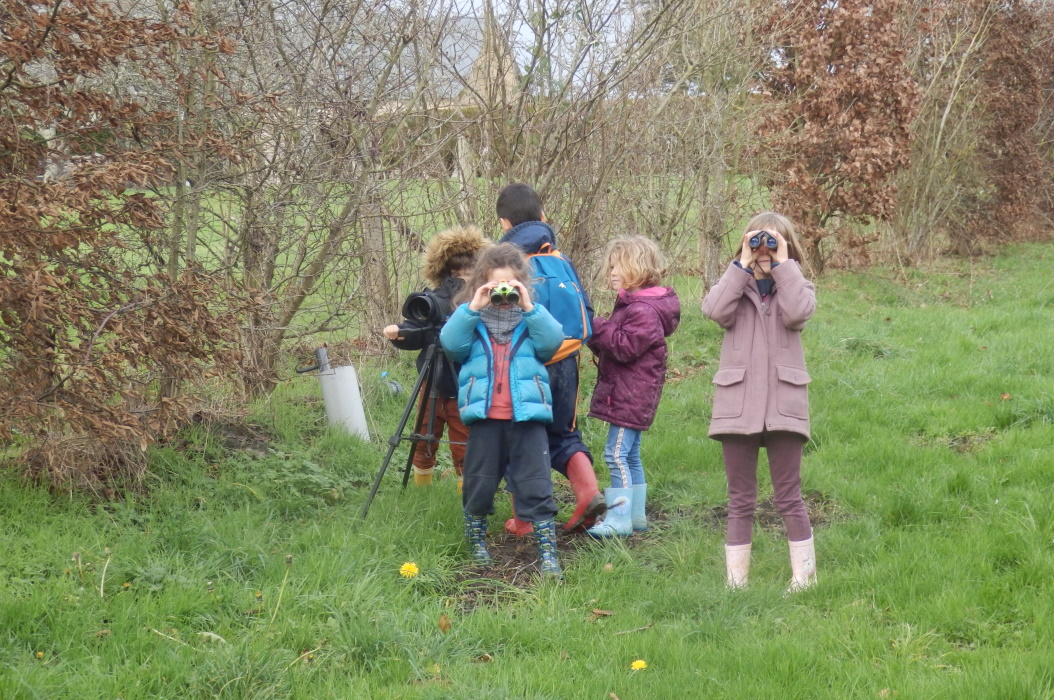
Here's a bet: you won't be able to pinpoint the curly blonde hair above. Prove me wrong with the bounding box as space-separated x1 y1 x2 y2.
600 235 666 290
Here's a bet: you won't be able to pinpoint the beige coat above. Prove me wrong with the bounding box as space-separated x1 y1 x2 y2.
701 260 816 440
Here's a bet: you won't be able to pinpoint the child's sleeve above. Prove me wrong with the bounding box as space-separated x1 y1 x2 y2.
523 305 564 363
439 304 480 363
701 264 752 329
389 319 428 351
770 260 816 329
589 304 664 363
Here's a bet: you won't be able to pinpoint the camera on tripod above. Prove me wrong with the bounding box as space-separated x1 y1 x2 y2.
489 281 519 306
402 291 446 327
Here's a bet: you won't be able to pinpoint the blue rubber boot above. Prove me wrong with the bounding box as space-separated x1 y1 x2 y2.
631 483 648 531
586 488 633 538
533 518 563 579
463 511 492 566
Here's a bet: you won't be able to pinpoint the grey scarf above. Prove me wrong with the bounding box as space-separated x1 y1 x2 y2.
480 305 523 344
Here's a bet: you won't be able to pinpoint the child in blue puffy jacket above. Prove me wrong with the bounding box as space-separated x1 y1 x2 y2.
440 243 565 578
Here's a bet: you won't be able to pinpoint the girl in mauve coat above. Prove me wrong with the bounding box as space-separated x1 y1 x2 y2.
702 212 817 593
585 236 680 538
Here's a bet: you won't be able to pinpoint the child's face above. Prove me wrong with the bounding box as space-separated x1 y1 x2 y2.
609 263 634 292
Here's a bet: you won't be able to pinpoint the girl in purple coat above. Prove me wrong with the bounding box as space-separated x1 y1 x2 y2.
701 212 817 592
585 236 680 538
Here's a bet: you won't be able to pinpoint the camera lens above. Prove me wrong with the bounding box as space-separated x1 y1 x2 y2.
405 294 434 322
402 291 444 325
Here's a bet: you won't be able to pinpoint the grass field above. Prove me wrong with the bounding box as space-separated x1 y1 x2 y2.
2 244 1054 698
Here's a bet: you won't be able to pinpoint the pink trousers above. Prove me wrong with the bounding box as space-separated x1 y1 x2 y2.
720 432 812 545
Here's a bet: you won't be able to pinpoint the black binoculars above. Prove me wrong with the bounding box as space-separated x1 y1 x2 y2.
490 281 519 306
749 230 778 251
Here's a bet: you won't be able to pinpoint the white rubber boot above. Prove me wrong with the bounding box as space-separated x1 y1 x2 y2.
787 536 817 593
725 543 751 589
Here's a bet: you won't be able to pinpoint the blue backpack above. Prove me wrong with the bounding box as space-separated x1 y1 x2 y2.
528 243 592 364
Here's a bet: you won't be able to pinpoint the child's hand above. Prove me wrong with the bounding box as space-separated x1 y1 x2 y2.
383 324 403 341
468 284 493 312
771 231 790 264
508 279 534 312
739 232 759 269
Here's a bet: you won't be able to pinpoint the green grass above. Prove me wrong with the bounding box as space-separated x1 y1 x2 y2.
4 244 1054 698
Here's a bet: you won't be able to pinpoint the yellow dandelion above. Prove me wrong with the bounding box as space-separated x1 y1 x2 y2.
35 651 44 660
631 659 647 671
400 562 420 578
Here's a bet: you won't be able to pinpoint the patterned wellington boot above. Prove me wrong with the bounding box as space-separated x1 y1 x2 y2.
463 511 492 566
533 518 563 580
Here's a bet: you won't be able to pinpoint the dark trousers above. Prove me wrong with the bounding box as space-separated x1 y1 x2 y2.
721 432 812 545
546 355 593 475
462 419 557 522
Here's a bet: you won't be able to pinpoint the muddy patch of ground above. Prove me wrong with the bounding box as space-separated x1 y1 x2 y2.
449 488 847 608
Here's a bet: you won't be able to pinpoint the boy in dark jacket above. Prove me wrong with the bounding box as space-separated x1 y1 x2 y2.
383 225 491 489
496 183 606 533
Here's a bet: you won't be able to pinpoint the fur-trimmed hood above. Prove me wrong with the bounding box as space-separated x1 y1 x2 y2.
422 225 492 286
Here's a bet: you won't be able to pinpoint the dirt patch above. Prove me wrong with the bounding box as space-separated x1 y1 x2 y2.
694 490 847 533
187 413 274 457
448 489 847 609
449 486 613 609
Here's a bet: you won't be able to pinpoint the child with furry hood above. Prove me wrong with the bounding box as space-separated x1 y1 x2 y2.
383 225 491 489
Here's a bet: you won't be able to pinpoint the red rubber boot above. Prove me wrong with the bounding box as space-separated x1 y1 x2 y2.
504 494 534 536
563 452 606 531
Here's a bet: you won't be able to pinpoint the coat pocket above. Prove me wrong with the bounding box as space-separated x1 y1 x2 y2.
775 365 810 419
711 367 747 419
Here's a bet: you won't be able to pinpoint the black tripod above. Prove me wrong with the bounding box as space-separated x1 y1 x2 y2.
360 339 463 518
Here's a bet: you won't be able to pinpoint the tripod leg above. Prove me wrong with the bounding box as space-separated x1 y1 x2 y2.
360 345 437 519
401 347 445 488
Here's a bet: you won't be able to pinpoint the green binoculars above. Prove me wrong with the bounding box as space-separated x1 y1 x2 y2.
490 281 519 306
